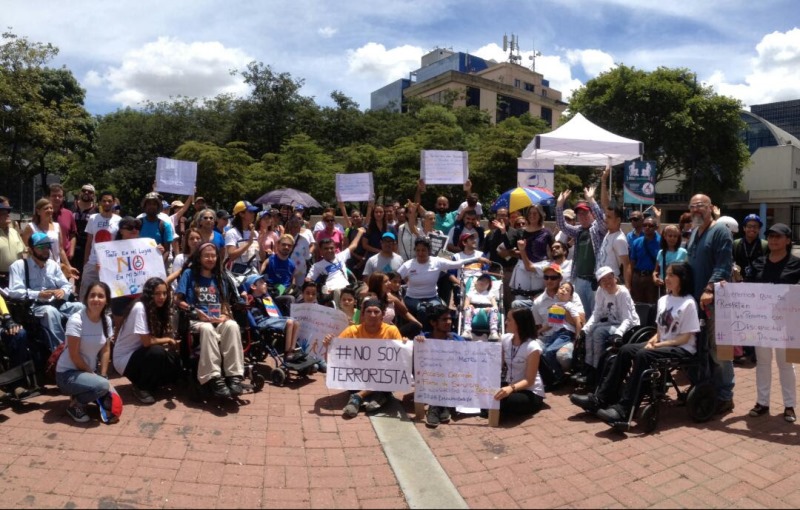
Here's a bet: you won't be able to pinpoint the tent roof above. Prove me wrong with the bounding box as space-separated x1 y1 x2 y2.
521 113 643 166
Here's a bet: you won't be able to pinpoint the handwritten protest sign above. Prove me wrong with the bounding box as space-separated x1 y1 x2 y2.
715 282 800 350
336 172 374 202
414 339 502 410
155 157 197 196
517 158 554 192
290 303 350 359
428 233 449 257
326 338 413 392
96 238 167 297
420 150 469 184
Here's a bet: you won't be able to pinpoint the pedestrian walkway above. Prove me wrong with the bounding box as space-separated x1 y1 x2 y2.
1 359 798 508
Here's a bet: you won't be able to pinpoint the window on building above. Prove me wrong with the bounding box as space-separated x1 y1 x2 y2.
466 87 480 108
541 107 553 127
541 89 548 98
524 82 534 92
497 95 530 123
514 79 521 88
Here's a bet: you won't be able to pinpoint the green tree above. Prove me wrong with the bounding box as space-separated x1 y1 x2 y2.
173 141 255 207
261 134 342 205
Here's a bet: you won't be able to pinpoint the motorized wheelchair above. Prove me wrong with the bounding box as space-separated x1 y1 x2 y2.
0 297 46 405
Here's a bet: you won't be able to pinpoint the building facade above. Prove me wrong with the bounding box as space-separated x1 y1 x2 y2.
751 99 800 142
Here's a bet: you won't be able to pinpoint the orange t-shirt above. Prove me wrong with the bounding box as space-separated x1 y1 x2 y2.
339 322 402 340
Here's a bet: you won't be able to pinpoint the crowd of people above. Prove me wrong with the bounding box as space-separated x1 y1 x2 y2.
0 172 796 427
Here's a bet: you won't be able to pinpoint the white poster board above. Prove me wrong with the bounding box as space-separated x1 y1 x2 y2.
96 238 167 297
155 157 197 196
326 338 414 392
714 283 800 349
336 173 374 202
290 303 350 359
414 339 502 410
517 158 555 192
420 150 469 184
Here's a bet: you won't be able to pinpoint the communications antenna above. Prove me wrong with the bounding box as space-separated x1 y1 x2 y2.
502 33 522 65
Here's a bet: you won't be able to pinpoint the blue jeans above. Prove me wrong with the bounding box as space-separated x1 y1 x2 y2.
542 329 575 380
1 328 31 366
56 369 110 405
585 323 620 368
574 277 595 320
403 296 443 324
32 301 85 352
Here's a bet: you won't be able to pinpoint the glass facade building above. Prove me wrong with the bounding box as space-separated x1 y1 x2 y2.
751 99 800 142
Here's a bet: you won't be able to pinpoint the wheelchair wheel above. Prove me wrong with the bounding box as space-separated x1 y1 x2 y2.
640 403 659 433
271 367 287 387
252 373 266 392
630 326 656 345
686 382 717 422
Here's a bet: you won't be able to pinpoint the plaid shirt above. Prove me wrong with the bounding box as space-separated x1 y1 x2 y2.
555 201 607 281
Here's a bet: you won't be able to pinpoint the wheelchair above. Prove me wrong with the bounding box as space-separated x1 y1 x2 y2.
1 297 49 397
455 263 505 341
246 325 321 387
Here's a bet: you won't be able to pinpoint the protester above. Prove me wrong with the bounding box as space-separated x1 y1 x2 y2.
139 193 174 263
71 184 97 273
56 281 113 423
22 198 77 278
257 210 281 262
79 191 121 302
365 271 422 336
499 205 552 267
216 209 231 234
653 224 688 289
494 308 546 419
306 228 366 303
167 227 202 288
743 223 799 422
597 206 632 289
733 214 768 282
225 200 260 273
344 206 370 279
245 274 302 363
0 201 25 288
445 210 483 254
554 209 576 261
629 216 661 304
113 277 180 404
110 217 146 328
363 232 403 280
461 273 500 341
626 210 644 246
362 204 394 257
314 210 345 256
286 216 315 287
678 212 693 249
49 184 77 267
168 196 194 256
194 208 225 252
403 206 442 260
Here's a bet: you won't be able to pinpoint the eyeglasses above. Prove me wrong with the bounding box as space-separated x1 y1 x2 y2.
543 274 561 280
689 203 710 210
201 216 215 220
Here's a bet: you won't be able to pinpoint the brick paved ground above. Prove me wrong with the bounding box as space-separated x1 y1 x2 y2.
2 358 798 508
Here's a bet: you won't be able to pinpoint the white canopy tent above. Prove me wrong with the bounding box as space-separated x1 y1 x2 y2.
521 113 643 166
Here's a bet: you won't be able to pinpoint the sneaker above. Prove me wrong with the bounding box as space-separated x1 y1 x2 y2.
364 393 389 413
342 394 363 418
570 393 601 413
748 403 769 417
439 407 451 423
425 406 441 428
714 399 735 415
784 407 796 423
66 402 90 423
488 331 500 341
131 385 156 405
209 377 232 398
461 330 472 340
226 376 244 397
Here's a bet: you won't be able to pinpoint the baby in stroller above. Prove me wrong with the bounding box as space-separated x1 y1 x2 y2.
461 273 500 341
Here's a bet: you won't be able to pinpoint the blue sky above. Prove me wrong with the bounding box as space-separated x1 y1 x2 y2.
5 0 800 115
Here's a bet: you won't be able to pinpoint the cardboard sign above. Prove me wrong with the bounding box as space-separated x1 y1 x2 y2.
96 238 167 297
517 158 554 192
326 338 414 392
428 233 449 257
414 339 502 410
420 150 469 184
290 303 350 359
336 173 374 202
623 160 656 205
715 282 800 351
155 157 197 196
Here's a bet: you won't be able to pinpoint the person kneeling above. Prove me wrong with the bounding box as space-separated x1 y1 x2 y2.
175 243 245 398
114 277 181 404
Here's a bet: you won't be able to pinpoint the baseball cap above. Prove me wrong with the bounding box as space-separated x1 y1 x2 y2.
743 214 763 227
171 200 184 208
543 262 562 275
381 232 397 241
0 203 11 211
562 209 576 220
574 201 591 213
81 184 96 193
141 192 161 208
244 274 266 290
233 200 259 215
595 266 614 281
194 196 206 203
216 209 230 220
766 223 792 239
29 232 52 248
459 232 475 245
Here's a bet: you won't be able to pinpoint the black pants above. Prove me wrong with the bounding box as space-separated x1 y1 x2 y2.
499 386 543 416
124 345 180 392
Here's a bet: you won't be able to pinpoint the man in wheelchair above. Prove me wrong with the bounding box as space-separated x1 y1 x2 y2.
7 232 84 353
243 274 302 362
572 262 700 425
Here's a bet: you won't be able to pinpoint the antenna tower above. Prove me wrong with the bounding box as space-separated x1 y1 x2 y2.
503 33 522 65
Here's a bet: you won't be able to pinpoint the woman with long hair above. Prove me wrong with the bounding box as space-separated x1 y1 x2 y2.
653 224 688 288
362 204 394 257
225 201 259 273
22 198 77 278
56 281 113 423
257 210 282 262
366 271 422 336
167 227 202 286
402 206 442 261
175 243 245 399
113 277 181 404
494 308 545 418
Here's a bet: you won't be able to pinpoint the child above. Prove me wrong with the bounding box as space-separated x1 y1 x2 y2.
244 274 302 362
538 281 582 387
462 273 500 340
338 288 359 325
300 280 319 305
653 224 688 288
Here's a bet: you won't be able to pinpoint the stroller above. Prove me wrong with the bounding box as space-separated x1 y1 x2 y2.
456 263 505 341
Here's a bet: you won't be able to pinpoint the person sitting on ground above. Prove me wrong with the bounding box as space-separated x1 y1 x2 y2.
323 298 403 418
175 243 246 399
365 271 422 337
572 262 700 424
574 265 639 390
113 277 181 404
244 274 303 362
414 304 466 427
493 308 546 420
56 282 113 423
462 273 500 341
338 288 359 325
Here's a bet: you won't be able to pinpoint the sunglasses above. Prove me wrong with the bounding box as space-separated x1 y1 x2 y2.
514 222 527 227
324 219 335 223
543 274 561 280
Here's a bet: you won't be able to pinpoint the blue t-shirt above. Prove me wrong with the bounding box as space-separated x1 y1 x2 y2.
176 270 221 317
140 217 175 245
265 254 296 287
211 230 225 251
630 234 662 272
655 248 688 279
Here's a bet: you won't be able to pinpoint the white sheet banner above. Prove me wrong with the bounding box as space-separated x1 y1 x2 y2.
414 339 502 410
96 238 167 297
326 338 414 392
290 303 350 359
420 150 469 184
336 172 374 202
155 157 197 195
714 282 800 349
517 158 555 192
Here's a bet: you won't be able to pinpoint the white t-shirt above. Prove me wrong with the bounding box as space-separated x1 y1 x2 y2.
656 294 700 355
307 249 351 291
584 285 639 337
86 213 121 264
113 301 151 374
466 288 494 306
501 333 545 397
364 252 404 277
457 201 483 217
224 228 260 268
452 249 484 279
397 256 478 299
290 229 315 286
57 310 111 373
555 231 574 261
510 259 549 293
598 230 628 278
532 290 585 339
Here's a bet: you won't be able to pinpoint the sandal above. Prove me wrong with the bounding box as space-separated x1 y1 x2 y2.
748 403 769 417
784 407 796 423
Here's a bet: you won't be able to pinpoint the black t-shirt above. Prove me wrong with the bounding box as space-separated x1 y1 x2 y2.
504 227 553 263
747 254 800 285
483 228 515 269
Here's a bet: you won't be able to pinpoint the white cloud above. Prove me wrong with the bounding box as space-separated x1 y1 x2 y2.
706 28 800 106
86 37 254 107
346 42 425 83
318 26 338 38
565 49 616 77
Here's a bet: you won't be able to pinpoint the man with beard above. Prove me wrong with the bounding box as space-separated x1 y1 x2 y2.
80 191 121 301
70 184 97 280
8 233 84 352
685 194 734 415
139 192 174 263
49 184 77 266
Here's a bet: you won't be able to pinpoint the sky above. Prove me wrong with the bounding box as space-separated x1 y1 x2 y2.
5 0 800 115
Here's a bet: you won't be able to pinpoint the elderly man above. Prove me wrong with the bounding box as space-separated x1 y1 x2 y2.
0 202 25 289
685 194 734 415
7 233 84 352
